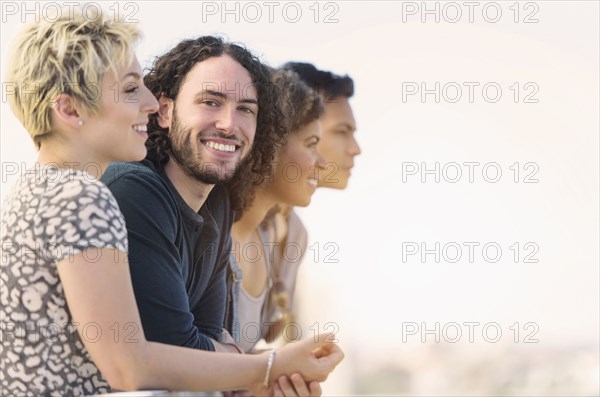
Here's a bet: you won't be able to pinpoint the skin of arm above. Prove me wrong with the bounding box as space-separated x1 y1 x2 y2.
57 248 343 392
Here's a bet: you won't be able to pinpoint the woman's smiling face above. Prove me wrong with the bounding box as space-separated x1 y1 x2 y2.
267 119 324 207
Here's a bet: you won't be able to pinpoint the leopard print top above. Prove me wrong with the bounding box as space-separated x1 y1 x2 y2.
1 166 128 396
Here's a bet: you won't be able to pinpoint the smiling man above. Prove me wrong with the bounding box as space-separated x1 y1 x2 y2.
101 36 284 353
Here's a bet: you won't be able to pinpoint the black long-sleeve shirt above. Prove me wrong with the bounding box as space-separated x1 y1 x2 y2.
101 160 233 351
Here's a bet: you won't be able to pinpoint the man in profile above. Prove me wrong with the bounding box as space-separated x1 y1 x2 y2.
282 62 361 189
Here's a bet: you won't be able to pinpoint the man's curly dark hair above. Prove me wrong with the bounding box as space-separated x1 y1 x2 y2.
143 35 286 215
231 68 324 220
281 61 354 101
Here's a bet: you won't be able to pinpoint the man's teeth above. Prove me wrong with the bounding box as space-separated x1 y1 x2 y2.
204 141 236 153
133 125 147 132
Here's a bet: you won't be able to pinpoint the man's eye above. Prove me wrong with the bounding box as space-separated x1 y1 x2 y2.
203 100 219 107
240 106 255 114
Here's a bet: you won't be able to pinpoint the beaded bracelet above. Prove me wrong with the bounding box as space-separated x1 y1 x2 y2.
263 349 277 389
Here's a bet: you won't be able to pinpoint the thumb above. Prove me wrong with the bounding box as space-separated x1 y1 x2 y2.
312 346 326 358
312 342 338 358
317 343 345 368
312 332 336 347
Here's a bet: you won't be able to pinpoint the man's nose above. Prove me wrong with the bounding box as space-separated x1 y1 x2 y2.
348 135 361 156
215 104 238 134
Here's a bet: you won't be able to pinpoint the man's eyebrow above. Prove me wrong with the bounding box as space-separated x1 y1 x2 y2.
194 90 227 100
335 122 356 131
194 90 258 105
239 98 258 106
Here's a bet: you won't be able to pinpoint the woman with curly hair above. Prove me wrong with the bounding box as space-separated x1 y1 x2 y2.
1 10 342 396
226 70 325 371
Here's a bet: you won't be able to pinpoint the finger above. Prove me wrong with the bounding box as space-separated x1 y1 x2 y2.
312 333 335 347
309 381 322 397
290 373 311 396
278 375 297 397
273 384 284 397
318 344 345 368
312 346 325 358
312 340 339 358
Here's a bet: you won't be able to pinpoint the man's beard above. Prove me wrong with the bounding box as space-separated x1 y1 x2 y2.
168 109 241 184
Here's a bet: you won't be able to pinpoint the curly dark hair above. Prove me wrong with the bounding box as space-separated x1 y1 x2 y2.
271 69 323 138
230 68 324 220
281 61 354 101
143 35 286 215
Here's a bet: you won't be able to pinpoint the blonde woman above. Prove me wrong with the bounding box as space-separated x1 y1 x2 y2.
0 10 342 397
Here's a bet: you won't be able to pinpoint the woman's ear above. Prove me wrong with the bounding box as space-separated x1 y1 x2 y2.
157 95 174 129
51 94 82 129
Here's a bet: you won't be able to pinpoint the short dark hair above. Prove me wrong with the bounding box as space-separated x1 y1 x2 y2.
281 61 354 101
143 36 286 214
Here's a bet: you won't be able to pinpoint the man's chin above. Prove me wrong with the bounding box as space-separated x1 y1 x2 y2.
193 171 235 185
189 160 238 184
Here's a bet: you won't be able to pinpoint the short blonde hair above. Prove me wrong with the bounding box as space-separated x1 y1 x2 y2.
6 8 141 148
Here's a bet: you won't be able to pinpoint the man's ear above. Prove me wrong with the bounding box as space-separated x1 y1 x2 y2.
157 95 174 129
51 94 82 129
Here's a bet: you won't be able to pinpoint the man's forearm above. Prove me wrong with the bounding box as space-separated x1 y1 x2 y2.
211 329 244 354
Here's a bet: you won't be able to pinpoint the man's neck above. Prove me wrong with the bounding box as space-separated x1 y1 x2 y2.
164 157 214 213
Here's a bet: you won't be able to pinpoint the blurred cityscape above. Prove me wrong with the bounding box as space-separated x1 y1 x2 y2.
347 343 599 396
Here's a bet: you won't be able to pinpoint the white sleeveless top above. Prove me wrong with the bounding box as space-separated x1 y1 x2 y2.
236 281 269 352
